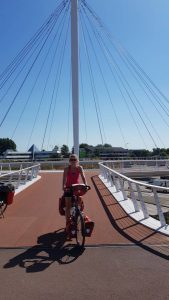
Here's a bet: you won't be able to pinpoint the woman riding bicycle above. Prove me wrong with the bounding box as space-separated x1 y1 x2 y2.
62 154 88 234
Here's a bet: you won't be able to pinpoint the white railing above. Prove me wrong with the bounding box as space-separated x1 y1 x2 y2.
104 159 169 174
0 160 100 171
99 162 169 234
0 164 40 189
0 159 169 173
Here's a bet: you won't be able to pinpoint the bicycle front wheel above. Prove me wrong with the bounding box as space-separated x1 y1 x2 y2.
75 210 85 248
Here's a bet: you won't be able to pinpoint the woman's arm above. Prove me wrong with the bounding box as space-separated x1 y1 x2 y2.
79 166 87 185
62 167 68 190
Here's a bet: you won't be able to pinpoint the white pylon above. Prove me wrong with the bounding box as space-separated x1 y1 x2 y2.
71 0 79 157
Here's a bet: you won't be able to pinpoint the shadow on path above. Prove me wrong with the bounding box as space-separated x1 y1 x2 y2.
3 229 85 272
92 175 169 260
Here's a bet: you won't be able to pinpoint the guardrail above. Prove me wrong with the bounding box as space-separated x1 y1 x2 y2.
0 164 40 190
0 161 100 171
99 162 169 234
104 159 169 171
0 159 169 172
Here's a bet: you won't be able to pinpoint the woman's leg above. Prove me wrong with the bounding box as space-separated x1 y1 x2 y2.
65 197 72 231
78 196 83 210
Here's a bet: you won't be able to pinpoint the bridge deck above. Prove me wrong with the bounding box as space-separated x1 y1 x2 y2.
1 172 169 256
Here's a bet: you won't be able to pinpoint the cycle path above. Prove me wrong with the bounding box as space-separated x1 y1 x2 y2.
1 172 169 300
1 172 169 256
0 172 127 247
1 246 169 300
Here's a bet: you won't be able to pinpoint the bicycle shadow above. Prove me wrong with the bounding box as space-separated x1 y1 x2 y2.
3 229 85 273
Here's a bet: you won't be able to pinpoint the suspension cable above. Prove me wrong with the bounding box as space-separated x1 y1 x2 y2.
80 8 126 146
11 2 69 139
0 1 67 130
81 3 148 148
41 10 70 150
82 1 169 116
82 2 161 148
79 48 88 143
80 16 105 145
66 66 72 148
0 0 66 87
27 2 70 148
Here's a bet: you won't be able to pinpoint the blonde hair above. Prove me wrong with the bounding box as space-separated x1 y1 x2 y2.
69 154 79 164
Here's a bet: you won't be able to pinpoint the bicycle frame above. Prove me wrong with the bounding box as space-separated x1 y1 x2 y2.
65 184 91 247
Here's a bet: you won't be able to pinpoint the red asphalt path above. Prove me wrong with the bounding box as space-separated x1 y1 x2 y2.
0 171 122 247
1 172 169 257
1 172 169 300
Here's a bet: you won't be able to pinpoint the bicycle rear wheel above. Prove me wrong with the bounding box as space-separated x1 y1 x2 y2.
0 201 7 217
75 210 85 248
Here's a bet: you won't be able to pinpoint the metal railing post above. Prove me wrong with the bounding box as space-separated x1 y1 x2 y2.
9 172 13 184
100 165 104 178
99 161 169 232
128 181 140 212
109 172 114 187
136 184 149 219
112 174 119 191
153 188 166 227
34 165 39 177
119 177 128 200
0 164 40 190
31 167 34 180
103 167 108 180
16 169 22 189
24 169 29 184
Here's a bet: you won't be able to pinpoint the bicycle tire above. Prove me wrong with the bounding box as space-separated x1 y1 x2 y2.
75 209 85 248
0 201 7 217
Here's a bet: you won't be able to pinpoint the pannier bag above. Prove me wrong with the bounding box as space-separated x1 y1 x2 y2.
84 215 95 237
59 195 84 216
69 214 95 238
0 183 15 205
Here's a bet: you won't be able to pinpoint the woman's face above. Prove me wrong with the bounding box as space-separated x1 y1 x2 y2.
69 156 78 165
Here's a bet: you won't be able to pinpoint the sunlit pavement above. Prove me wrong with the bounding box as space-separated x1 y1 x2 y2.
1 172 169 299
1 246 169 300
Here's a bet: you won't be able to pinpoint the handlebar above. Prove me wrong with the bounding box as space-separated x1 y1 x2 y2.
64 184 91 195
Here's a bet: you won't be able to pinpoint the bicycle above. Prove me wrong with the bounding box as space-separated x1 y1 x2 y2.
0 196 7 218
64 184 91 248
0 183 15 218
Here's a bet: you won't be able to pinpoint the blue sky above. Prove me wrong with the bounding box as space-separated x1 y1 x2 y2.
0 0 169 151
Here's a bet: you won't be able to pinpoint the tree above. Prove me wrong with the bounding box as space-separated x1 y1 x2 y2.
79 143 89 148
61 144 70 157
0 138 16 154
52 145 59 152
103 143 112 147
130 149 150 158
51 145 60 158
152 148 160 157
94 147 100 157
79 143 94 158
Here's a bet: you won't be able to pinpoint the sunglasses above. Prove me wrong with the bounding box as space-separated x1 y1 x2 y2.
69 158 77 162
